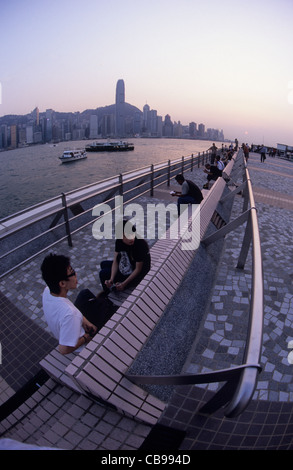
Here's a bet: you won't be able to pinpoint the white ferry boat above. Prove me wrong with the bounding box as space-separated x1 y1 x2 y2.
59 149 87 163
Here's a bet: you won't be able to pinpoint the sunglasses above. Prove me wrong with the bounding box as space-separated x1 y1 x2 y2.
67 269 76 278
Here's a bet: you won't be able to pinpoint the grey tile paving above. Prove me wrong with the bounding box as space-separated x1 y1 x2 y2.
183 155 293 403
1 151 293 450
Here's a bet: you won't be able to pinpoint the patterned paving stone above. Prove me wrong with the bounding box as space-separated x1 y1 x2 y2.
1 152 293 450
184 154 293 405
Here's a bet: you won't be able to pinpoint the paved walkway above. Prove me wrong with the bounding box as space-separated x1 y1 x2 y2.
184 154 293 402
0 152 293 450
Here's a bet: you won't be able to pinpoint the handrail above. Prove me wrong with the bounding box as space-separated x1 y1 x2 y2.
0 150 212 277
0 151 208 226
0 151 210 229
126 152 264 418
224 166 264 416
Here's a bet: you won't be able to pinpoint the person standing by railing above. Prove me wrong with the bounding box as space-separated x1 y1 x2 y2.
209 143 218 164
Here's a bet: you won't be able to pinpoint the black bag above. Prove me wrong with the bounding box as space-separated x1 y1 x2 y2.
74 289 118 331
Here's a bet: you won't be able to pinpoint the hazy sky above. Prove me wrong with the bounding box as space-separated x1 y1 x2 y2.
1 0 293 146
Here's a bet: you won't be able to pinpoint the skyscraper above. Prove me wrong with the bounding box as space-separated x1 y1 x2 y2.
142 103 150 132
89 114 98 138
45 109 53 142
115 79 125 137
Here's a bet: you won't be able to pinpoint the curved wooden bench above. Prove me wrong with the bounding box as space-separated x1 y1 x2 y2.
40 153 241 424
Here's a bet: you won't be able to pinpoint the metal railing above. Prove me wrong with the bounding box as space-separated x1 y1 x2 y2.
126 153 264 418
0 150 212 278
1 148 263 417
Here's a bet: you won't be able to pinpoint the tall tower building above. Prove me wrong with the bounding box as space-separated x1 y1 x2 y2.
89 114 98 138
115 79 125 137
10 125 17 148
31 107 39 126
45 109 53 142
198 123 205 138
35 107 39 126
142 103 150 132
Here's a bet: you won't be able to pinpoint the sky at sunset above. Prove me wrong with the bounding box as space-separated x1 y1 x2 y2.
1 0 293 147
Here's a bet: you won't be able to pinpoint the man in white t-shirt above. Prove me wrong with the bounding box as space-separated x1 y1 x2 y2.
216 155 225 172
41 254 97 355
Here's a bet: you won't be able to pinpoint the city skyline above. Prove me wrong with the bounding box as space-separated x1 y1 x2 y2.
0 79 225 144
1 0 293 147
0 78 225 148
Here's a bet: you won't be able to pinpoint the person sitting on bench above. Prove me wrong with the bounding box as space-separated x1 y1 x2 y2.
203 163 222 189
41 254 97 355
171 174 203 215
99 219 151 294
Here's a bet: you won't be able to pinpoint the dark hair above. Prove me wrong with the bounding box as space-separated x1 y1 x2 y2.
41 253 70 294
175 174 184 182
115 217 136 239
122 217 136 232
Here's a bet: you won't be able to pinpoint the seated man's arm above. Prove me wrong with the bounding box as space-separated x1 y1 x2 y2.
105 252 119 289
115 261 144 291
82 316 97 335
58 312 92 355
59 333 91 355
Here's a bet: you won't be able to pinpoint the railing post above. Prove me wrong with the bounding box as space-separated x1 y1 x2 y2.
191 153 193 172
119 173 123 196
242 180 249 211
237 209 253 269
181 156 184 175
150 164 154 196
167 159 171 187
198 152 200 168
61 193 73 247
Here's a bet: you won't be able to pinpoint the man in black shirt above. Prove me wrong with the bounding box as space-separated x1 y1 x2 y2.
172 174 203 215
99 219 151 293
203 163 222 189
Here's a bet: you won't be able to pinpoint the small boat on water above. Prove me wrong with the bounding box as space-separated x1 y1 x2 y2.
85 141 134 152
59 149 87 163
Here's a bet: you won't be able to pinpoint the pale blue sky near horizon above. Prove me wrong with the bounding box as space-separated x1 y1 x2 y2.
1 0 293 147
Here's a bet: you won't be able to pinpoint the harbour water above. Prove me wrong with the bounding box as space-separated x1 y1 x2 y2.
0 138 219 219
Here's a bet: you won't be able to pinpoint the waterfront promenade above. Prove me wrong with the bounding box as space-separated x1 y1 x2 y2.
0 151 293 450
